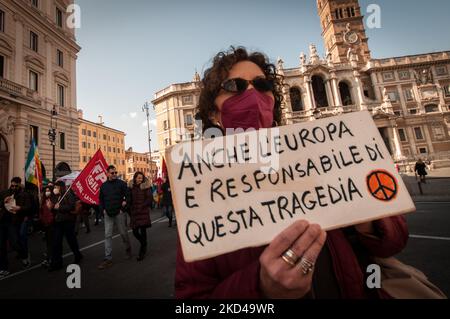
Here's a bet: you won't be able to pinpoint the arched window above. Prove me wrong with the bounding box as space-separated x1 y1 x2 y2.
346 7 351 18
312 75 329 108
425 104 439 113
289 87 304 112
339 82 353 106
55 162 71 178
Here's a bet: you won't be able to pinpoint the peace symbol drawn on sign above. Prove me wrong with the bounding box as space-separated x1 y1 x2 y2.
366 170 398 202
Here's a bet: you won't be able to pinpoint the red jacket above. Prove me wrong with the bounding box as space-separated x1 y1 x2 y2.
40 197 54 227
175 216 408 299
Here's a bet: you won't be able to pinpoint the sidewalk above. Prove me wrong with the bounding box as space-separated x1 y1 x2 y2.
401 167 450 202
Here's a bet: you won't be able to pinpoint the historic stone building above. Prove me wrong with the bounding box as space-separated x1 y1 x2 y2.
78 111 126 180
125 147 158 181
152 0 450 167
0 0 81 189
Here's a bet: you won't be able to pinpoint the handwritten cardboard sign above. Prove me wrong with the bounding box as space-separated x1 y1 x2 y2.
166 111 415 262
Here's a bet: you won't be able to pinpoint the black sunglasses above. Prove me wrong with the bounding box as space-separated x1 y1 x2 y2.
110 172 118 175
221 77 273 94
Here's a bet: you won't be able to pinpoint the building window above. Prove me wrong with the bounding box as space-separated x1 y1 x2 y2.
433 126 445 140
29 70 38 91
414 127 424 140
418 147 428 155
29 125 39 145
87 130 91 137
113 147 116 153
0 10 5 33
398 129 407 142
83 156 87 162
404 88 414 101
103 134 107 140
290 87 304 111
424 104 439 113
182 95 193 105
164 138 170 146
57 84 65 107
382 72 395 82
31 0 39 8
435 66 448 76
387 91 399 102
0 55 4 78
87 143 91 149
59 132 65 150
82 142 86 148
185 114 193 126
108 146 111 152
164 120 169 130
82 129 86 135
56 7 63 28
443 84 450 97
57 49 63 67
30 31 38 52
393 111 401 117
398 71 410 80
409 109 418 115
93 131 97 138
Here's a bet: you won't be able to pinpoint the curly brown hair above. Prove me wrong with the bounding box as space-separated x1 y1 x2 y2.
196 46 284 132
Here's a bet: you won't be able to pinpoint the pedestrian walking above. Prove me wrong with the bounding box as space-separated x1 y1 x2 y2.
75 201 91 235
98 165 131 270
48 181 83 272
161 177 174 227
39 186 55 267
128 172 152 261
415 158 428 183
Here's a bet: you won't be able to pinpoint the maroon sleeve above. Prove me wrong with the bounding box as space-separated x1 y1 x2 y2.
174 238 264 299
357 215 409 258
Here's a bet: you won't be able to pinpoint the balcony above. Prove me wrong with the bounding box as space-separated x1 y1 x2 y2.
0 78 41 107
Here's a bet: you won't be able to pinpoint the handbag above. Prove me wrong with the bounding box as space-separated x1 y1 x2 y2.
374 257 447 299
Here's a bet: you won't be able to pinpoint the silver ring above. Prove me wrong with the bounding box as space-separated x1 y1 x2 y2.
298 257 315 275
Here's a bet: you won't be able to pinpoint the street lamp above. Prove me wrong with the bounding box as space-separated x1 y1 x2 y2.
48 105 58 182
142 102 154 179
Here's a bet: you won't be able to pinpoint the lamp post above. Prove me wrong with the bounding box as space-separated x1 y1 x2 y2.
142 102 153 179
48 106 58 182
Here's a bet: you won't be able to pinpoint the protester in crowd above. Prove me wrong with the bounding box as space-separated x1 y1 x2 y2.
128 172 152 261
415 158 428 183
49 181 83 271
98 165 131 270
175 47 409 299
161 177 174 227
0 177 31 277
39 185 55 267
22 182 39 261
75 201 91 235
93 204 102 226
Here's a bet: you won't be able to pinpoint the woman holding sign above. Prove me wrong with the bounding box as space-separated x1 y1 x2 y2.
175 47 409 299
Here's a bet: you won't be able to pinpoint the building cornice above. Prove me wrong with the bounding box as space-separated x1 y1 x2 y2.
79 118 126 135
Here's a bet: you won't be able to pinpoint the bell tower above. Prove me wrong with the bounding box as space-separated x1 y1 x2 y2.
317 0 371 64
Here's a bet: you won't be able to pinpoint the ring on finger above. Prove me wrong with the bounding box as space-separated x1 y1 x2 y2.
281 249 299 267
298 257 315 275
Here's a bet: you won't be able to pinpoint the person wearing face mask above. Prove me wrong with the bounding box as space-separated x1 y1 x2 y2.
48 181 83 271
39 186 55 267
0 177 32 277
175 47 409 299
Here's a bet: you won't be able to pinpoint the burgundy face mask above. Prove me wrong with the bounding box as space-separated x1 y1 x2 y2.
220 89 274 130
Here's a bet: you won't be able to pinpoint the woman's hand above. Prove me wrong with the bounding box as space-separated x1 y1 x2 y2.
259 220 327 299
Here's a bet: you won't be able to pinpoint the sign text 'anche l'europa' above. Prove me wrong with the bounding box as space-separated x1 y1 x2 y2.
166 111 416 262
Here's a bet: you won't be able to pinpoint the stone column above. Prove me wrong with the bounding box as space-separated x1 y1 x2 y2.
435 82 447 112
13 120 27 179
353 70 367 110
396 84 408 116
304 76 315 111
370 72 382 102
13 15 24 85
422 124 435 155
405 127 417 157
331 75 342 106
325 79 334 107
390 123 403 161
412 82 424 114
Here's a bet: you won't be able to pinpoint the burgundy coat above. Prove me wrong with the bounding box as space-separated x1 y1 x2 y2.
175 216 409 299
128 180 152 229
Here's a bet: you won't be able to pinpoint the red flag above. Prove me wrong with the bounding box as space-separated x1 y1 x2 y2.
72 149 108 205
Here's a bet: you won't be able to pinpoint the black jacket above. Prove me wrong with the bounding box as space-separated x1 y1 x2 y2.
52 190 77 223
99 179 128 217
0 187 33 224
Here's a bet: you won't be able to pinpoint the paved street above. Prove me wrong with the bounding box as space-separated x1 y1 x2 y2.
0 203 449 299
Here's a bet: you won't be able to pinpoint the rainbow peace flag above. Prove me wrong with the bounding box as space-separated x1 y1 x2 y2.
25 139 43 190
